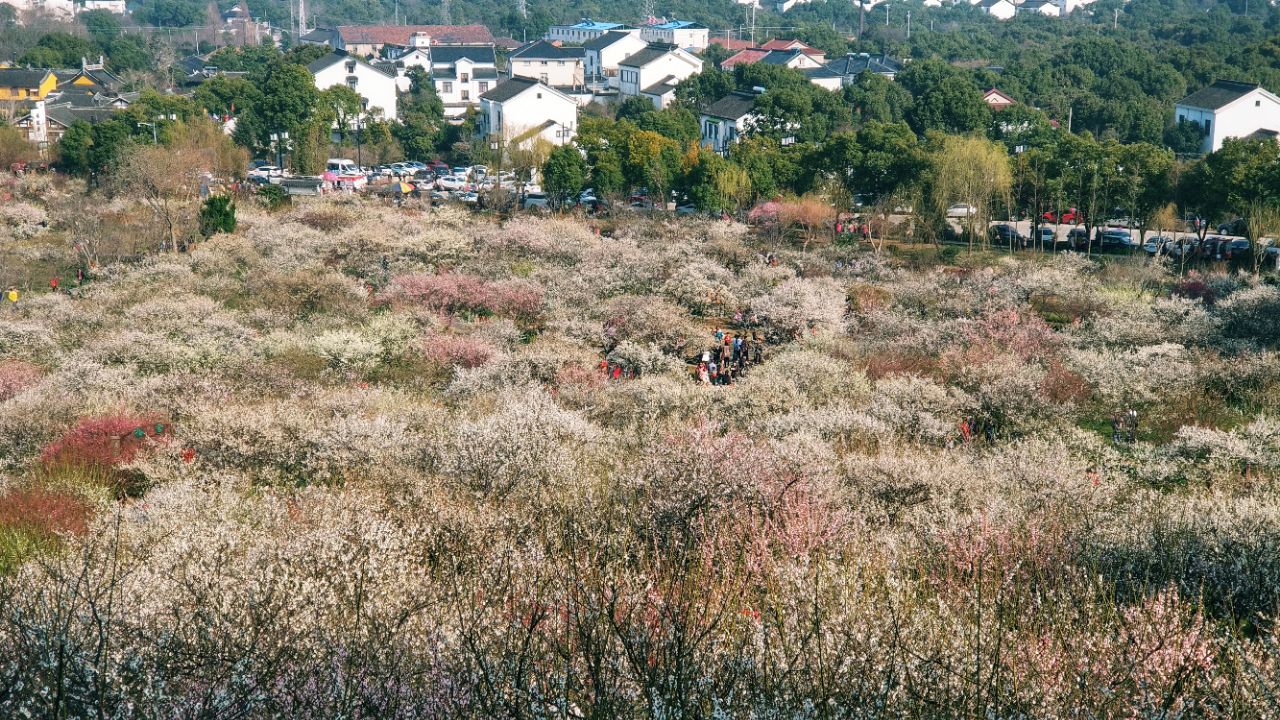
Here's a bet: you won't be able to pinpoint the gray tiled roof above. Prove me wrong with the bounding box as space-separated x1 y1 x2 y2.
0 68 53 89
511 40 584 60
702 90 757 120
620 43 680 68
583 30 637 52
479 75 540 102
429 45 497 66
1177 80 1263 111
826 53 902 76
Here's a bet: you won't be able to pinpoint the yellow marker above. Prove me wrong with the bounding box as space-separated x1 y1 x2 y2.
5 288 17 304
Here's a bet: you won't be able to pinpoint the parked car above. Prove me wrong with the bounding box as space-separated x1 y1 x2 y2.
1217 218 1248 236
247 165 284 180
1199 236 1228 259
1223 238 1251 259
436 175 467 191
989 223 1026 245
522 192 550 210
1167 237 1199 258
1098 228 1135 249
1143 236 1174 255
946 203 977 218
1042 207 1079 224
454 190 480 204
1067 228 1090 249
1034 226 1057 246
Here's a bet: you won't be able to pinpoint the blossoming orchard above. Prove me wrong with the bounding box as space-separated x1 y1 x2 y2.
4 172 1280 718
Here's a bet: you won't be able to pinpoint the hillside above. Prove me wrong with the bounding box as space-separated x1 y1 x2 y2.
3 183 1280 715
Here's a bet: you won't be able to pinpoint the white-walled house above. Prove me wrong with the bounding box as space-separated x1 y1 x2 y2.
1020 0 1062 15
583 29 646 87
508 40 585 88
1175 80 1280 154
308 51 398 119
618 43 703 108
700 90 760 156
639 20 710 51
479 77 578 147
980 0 1017 20
757 48 826 71
429 45 499 119
546 19 631 44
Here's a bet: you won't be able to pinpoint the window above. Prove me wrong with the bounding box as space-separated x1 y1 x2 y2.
461 90 469 101
443 81 453 93
479 82 489 92
345 60 357 72
536 92 543 99
1257 100 1263 107
541 60 548 65
461 72 470 82
1204 119 1211 136
540 73 548 84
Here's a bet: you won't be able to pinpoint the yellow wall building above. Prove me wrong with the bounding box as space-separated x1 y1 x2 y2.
0 69 57 101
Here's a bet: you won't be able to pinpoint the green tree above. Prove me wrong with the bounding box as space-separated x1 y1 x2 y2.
198 195 237 237
396 67 445 160
135 0 202 26
899 59 991 135
192 75 261 118
233 61 322 159
930 135 1012 249
543 144 587 210
18 33 99 68
845 71 911 125
320 85 363 148
56 122 95 177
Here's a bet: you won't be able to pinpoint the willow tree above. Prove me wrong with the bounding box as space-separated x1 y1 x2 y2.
931 135 1011 250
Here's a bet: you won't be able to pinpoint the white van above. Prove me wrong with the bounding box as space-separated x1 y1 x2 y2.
326 159 360 175
325 158 367 189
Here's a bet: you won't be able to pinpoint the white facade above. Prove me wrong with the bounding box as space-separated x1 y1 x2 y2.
81 0 126 12
0 0 75 20
310 54 398 119
1176 82 1280 154
618 46 703 102
546 20 629 43
701 114 756 155
639 21 709 51
509 42 584 88
480 78 578 148
1020 0 1062 15
428 47 499 118
981 0 1017 20
584 30 646 87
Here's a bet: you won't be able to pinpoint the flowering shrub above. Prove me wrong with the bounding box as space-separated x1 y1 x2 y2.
0 360 42 401
41 413 168 470
382 272 543 325
750 277 848 339
2 198 1280 715
419 333 496 369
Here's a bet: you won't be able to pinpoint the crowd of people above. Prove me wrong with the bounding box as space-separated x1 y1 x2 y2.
695 328 765 385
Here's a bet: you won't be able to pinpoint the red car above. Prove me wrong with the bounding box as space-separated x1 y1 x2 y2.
1042 207 1080 224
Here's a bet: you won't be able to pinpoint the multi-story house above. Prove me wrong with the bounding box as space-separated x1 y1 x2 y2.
508 40 585 88
618 43 703 109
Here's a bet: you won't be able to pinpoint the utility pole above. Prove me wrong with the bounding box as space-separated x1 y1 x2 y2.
885 4 889 25
906 10 910 39
1113 7 1118 29
750 3 756 46
859 0 865 37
